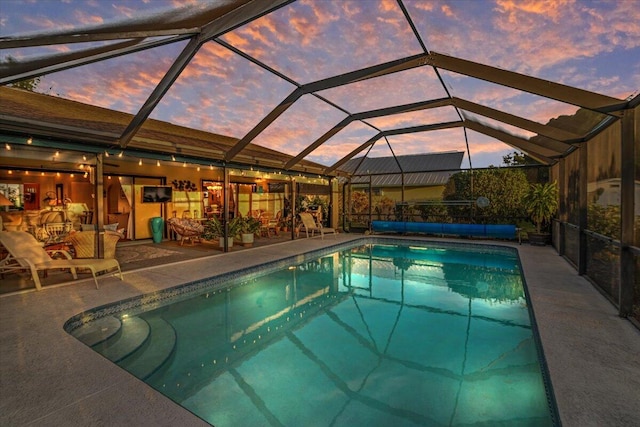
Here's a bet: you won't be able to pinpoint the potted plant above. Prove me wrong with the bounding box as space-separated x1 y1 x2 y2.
522 181 559 245
201 216 223 243
202 216 242 248
280 215 291 233
239 216 261 247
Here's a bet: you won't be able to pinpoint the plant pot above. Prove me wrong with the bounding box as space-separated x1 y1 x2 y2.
241 233 254 247
218 237 234 248
528 232 551 246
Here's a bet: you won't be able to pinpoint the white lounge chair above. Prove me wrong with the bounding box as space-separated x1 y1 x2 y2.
298 212 337 239
0 231 122 290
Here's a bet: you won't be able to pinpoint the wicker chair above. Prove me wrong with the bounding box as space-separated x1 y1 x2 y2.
167 217 204 246
43 222 74 244
65 230 122 259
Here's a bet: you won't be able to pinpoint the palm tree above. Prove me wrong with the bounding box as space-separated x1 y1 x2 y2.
523 181 559 234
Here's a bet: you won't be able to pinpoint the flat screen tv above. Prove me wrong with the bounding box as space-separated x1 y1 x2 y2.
142 186 172 203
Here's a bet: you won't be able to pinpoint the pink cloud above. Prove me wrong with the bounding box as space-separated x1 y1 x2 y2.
73 10 103 26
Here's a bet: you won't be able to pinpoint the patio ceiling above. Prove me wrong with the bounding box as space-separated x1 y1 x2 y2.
0 0 637 175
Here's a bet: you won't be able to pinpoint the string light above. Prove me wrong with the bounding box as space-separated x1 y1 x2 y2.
54 151 60 157
70 173 74 178
209 165 213 170
182 162 187 167
5 143 10 150
105 151 110 157
25 170 29 175
56 172 60 177
118 151 124 158
138 159 142 166
41 172 45 176
27 137 33 144
157 160 160 167
171 155 176 161
8 170 12 174
82 155 87 161
84 172 88 178
197 166 200 171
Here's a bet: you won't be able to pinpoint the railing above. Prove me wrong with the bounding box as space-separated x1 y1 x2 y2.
554 219 640 319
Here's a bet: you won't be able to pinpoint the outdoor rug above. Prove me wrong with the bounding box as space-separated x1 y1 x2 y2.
116 244 182 265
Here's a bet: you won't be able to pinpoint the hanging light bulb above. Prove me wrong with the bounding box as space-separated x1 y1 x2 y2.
157 160 160 167
27 137 33 144
105 151 110 157
84 172 88 178
41 172 45 176
8 170 12 174
197 166 201 171
171 155 176 161
138 159 142 166
209 165 213 170
82 154 87 161
70 173 74 178
183 162 187 167
56 172 60 177
25 170 29 175
5 143 11 150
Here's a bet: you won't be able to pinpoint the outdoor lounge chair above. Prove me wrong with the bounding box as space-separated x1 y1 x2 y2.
0 231 122 290
298 212 337 239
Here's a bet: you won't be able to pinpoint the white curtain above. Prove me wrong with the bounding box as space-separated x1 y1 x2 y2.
121 179 134 240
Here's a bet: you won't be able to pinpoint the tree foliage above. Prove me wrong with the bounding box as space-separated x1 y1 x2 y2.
2 56 41 92
443 168 530 223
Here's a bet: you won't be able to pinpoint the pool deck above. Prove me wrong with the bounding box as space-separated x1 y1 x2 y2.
1 234 639 426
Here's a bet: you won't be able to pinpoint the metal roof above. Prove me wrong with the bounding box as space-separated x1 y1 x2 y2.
343 152 463 187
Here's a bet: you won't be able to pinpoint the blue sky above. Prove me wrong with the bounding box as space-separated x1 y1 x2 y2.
1 0 638 168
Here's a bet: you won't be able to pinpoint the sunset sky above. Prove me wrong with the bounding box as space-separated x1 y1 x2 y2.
1 0 638 169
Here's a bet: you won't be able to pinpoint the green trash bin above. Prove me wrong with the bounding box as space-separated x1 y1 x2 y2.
150 217 164 243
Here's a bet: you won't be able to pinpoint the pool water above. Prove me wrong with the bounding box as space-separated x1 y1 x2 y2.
67 241 558 426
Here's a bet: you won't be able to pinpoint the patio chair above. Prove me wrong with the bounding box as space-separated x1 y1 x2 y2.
43 221 74 244
0 231 122 290
64 230 122 259
298 212 337 239
259 212 278 237
167 217 204 245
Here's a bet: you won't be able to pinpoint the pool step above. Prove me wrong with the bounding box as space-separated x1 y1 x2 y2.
119 316 177 380
92 316 150 363
70 316 121 347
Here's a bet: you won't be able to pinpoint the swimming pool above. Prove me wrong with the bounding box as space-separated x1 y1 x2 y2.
66 239 559 426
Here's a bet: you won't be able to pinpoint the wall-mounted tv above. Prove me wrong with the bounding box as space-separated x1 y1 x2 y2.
142 186 172 203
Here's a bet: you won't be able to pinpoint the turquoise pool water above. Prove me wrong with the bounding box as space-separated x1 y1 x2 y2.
66 240 558 426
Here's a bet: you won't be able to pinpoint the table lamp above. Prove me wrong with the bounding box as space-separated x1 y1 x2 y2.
0 193 13 207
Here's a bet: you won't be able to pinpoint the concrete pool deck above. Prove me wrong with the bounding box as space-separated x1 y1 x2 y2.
1 235 638 426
